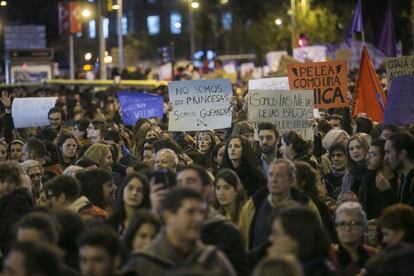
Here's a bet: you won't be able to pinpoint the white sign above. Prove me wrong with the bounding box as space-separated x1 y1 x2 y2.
168 79 233 131
248 90 314 140
223 63 237 74
158 63 172 81
248 77 289 91
12 97 58 128
293 45 327 62
240 62 255 77
266 51 288 72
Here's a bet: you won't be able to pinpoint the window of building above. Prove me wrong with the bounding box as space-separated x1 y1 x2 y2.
88 20 96 38
170 12 182 34
147 15 160 35
222 12 232 30
103 17 109 38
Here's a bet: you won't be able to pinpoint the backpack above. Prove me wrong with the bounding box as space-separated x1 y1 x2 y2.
133 245 219 276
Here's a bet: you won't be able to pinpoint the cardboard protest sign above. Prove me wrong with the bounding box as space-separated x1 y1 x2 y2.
385 55 414 89
293 45 327 62
247 89 314 141
117 92 164 126
12 97 57 128
266 51 288 72
168 79 233 131
288 61 348 109
248 77 289 91
384 75 414 125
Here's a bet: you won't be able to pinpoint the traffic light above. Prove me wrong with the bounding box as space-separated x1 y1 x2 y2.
158 46 173 64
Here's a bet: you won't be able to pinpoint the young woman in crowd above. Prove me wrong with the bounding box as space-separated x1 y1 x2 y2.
122 209 160 254
209 143 225 174
294 161 337 242
196 130 216 161
106 173 151 235
132 118 152 158
213 169 247 224
341 133 370 196
268 207 333 276
221 136 265 196
280 131 318 169
82 143 114 172
72 119 90 146
56 133 78 170
76 168 117 218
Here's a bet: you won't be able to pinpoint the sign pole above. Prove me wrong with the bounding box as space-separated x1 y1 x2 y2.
69 34 75 79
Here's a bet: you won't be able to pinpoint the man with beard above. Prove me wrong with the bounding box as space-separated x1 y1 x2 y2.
257 123 280 179
359 139 398 219
384 132 414 207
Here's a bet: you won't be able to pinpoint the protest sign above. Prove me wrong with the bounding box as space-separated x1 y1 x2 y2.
384 75 414 125
117 92 164 126
168 79 233 131
223 62 237 74
12 97 57 128
288 60 348 109
293 45 327 62
247 89 314 141
240 62 255 77
385 55 414 89
248 77 289 91
266 51 288 72
158 62 172 80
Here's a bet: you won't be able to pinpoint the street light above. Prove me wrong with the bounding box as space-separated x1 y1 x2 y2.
84 52 92 61
0 1 7 7
82 9 91 17
191 1 199 9
275 18 282 26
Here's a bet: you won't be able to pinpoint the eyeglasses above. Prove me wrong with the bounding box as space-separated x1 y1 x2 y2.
336 220 363 228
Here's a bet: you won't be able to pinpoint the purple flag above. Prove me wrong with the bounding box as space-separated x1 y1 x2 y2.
377 0 397 57
344 0 364 47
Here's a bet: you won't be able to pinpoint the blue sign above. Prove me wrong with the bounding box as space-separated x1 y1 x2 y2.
117 92 164 126
384 75 414 125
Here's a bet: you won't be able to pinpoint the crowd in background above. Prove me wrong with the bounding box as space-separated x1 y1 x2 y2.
0 60 414 276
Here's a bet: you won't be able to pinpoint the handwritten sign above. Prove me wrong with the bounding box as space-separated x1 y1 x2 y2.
266 51 288 72
249 77 289 91
293 45 327 62
168 79 233 131
12 97 57 128
288 61 348 109
385 55 414 89
384 75 414 125
117 92 164 126
248 90 314 140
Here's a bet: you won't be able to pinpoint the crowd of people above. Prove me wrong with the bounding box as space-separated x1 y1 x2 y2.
1 63 414 276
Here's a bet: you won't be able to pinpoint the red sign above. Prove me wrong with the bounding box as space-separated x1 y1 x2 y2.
59 1 81 34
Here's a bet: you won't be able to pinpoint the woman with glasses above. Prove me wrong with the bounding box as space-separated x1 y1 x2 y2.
330 202 378 275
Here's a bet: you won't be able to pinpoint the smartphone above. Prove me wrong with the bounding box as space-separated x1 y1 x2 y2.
153 169 170 189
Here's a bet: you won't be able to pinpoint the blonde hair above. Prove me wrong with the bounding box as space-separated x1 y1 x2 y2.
83 143 111 167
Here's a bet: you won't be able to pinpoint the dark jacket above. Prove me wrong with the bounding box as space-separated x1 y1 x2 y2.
123 232 236 276
0 187 34 254
359 171 398 219
201 209 249 276
232 162 266 197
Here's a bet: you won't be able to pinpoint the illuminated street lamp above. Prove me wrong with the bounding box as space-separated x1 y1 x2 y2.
84 52 92 61
275 18 282 26
82 9 91 17
191 1 199 9
0 1 7 7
